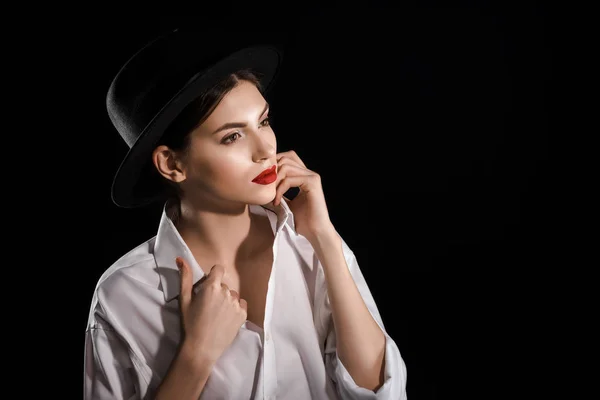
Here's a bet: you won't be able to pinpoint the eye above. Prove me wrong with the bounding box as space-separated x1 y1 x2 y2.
222 132 241 145
221 117 272 145
260 116 272 127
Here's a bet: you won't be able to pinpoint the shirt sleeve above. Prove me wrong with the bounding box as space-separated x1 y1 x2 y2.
321 239 408 400
84 325 144 400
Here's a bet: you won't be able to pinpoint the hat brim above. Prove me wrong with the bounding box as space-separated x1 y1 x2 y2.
110 45 282 208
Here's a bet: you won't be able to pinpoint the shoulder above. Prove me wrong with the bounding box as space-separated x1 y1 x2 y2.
86 236 160 329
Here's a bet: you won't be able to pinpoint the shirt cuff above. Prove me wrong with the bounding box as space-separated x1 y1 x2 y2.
330 334 406 399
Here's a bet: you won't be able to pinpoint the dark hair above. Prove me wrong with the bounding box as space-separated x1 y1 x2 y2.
152 68 263 203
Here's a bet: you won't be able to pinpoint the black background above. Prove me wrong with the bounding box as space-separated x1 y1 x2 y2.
29 4 552 399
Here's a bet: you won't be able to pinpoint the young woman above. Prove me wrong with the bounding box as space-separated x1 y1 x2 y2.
84 28 407 399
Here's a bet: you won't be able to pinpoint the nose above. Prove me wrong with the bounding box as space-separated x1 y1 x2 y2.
251 130 276 162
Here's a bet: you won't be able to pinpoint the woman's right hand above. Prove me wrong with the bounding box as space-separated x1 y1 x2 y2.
176 256 247 364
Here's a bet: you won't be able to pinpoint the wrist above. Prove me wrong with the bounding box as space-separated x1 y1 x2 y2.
307 224 340 252
179 338 217 373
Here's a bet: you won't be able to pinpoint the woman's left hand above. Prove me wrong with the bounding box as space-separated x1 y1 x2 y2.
273 150 335 241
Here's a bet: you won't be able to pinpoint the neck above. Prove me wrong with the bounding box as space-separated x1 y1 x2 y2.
173 197 264 265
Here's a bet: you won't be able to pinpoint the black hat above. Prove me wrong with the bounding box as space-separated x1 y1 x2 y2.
107 28 283 208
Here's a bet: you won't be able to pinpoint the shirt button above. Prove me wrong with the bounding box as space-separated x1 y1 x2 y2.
265 332 271 342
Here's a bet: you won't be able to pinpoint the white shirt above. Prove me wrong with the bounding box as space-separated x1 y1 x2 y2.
84 198 407 399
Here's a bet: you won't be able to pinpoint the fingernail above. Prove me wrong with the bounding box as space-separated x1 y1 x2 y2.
175 257 183 269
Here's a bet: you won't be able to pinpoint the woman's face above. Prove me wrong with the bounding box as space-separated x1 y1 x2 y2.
171 80 278 207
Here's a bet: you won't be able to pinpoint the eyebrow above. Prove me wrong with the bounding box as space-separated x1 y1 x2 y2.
211 102 270 135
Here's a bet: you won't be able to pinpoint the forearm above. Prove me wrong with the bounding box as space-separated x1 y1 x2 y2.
310 228 386 392
154 339 215 399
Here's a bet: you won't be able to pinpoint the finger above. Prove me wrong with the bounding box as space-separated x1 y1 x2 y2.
276 163 312 181
229 289 240 301
207 264 225 286
277 155 306 171
275 175 316 206
239 298 248 312
274 165 312 205
192 276 206 295
176 257 191 314
275 164 313 192
277 150 306 169
280 150 307 168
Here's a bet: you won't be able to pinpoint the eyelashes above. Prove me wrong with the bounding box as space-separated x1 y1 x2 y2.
221 117 273 145
222 132 241 145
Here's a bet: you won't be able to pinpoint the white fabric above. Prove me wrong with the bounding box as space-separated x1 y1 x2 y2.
84 198 407 399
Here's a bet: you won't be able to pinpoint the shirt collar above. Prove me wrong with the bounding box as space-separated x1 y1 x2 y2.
154 198 296 302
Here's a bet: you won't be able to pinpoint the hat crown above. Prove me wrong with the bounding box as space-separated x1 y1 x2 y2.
106 28 282 208
106 29 252 148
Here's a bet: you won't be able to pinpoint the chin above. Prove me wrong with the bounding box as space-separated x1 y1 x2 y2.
247 186 277 205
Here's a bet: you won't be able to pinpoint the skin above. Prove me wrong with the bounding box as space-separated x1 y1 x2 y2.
152 80 278 265
151 81 386 399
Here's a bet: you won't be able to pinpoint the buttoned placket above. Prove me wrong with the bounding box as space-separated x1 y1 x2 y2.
261 215 287 400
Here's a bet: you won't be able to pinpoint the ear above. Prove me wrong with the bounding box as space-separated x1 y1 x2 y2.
152 145 186 183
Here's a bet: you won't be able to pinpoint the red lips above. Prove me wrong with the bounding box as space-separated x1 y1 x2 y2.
252 165 277 185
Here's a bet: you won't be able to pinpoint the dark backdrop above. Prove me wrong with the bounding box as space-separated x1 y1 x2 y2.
35 4 550 399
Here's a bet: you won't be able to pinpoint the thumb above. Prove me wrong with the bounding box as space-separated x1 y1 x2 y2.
176 257 191 314
207 264 226 285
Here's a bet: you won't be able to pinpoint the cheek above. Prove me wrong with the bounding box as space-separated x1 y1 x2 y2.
200 152 248 185
269 129 277 149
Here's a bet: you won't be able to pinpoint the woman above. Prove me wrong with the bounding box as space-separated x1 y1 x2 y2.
84 28 407 399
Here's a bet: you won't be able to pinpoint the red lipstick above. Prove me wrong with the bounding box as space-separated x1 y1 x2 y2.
252 165 277 185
